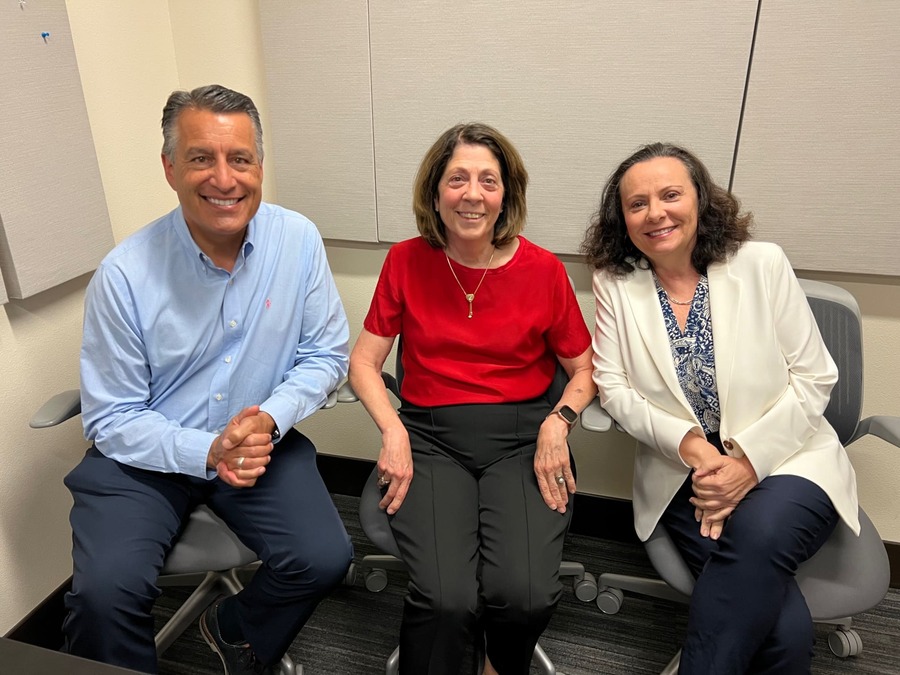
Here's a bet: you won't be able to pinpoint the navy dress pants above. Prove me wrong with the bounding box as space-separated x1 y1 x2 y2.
661 435 839 675
388 396 573 675
63 429 352 673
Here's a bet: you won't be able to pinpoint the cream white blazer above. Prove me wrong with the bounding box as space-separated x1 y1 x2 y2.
591 242 859 541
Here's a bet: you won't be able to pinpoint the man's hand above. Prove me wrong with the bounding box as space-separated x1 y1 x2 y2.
207 406 276 488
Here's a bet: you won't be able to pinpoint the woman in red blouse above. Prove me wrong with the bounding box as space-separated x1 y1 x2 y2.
349 123 596 675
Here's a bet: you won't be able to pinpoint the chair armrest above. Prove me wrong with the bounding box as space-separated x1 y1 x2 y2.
322 389 338 409
30 389 82 428
850 415 900 448
336 380 359 403
580 397 612 433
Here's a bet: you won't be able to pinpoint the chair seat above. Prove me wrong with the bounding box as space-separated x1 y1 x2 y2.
645 506 890 623
162 506 257 576
800 509 889 621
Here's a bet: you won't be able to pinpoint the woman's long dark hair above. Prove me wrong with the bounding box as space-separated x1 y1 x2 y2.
581 142 752 276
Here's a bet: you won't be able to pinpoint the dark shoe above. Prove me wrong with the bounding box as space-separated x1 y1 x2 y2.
199 600 277 674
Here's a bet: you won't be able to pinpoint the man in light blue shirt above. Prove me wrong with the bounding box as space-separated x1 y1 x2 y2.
64 85 352 675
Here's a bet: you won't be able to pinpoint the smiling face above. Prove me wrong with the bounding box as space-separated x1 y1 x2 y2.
434 143 505 251
620 156 699 269
162 108 263 264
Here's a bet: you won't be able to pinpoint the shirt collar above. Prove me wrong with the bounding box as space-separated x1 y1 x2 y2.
172 205 256 273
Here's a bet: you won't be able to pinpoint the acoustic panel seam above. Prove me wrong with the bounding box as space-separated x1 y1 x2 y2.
365 0 381 243
729 0 763 193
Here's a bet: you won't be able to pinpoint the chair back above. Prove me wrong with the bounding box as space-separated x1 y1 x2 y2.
797 279 864 445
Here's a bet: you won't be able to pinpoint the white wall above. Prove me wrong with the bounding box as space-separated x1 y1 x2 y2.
1 0 898 633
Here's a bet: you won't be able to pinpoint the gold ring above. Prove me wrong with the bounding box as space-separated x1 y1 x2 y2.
237 456 245 469
377 475 390 488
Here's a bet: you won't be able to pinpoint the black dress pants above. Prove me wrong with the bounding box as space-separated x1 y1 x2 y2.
388 396 573 675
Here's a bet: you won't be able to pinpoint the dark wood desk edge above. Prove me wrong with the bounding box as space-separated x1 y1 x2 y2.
0 638 144 674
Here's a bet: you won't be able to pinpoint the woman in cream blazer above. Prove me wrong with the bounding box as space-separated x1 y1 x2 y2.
583 142 858 675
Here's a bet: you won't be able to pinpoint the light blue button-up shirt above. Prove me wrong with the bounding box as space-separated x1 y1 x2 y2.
80 203 349 479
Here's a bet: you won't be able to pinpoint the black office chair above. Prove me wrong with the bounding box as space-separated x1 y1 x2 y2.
30 388 345 675
347 344 598 675
583 279 894 674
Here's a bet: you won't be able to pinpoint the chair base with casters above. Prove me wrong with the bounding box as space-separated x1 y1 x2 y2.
586 279 895 672
156 506 300 675
31 389 301 675
357 467 571 675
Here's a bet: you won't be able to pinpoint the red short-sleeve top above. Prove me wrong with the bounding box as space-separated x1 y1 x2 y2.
363 236 590 406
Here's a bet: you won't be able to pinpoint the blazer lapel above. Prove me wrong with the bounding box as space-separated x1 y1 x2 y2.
622 269 692 411
707 260 742 416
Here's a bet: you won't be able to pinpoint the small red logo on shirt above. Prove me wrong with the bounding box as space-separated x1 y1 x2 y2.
265 298 272 310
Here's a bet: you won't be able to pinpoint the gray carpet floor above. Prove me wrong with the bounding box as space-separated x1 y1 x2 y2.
154 493 898 674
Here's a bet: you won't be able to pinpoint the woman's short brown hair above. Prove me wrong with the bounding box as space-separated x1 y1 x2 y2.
413 123 528 248
581 142 753 276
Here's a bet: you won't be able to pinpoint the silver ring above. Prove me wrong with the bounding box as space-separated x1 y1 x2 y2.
237 456 245 469
377 476 390 488
555 475 565 485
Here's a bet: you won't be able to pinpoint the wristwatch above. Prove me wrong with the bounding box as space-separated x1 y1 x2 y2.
547 405 578 430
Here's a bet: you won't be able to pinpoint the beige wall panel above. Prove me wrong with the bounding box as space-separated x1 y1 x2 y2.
258 1 376 241
0 0 113 299
369 0 757 251
733 2 900 276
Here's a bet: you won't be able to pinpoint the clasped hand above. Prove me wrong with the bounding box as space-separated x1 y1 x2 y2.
207 405 275 488
690 454 758 539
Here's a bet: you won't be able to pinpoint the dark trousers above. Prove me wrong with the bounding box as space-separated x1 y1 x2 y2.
661 435 839 675
63 429 353 673
389 397 572 675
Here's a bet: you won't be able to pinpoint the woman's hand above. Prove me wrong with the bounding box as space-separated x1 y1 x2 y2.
690 454 758 510
694 504 735 540
689 454 758 537
376 425 414 515
534 415 575 513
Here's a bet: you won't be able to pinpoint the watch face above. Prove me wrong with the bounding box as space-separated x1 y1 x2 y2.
559 406 577 424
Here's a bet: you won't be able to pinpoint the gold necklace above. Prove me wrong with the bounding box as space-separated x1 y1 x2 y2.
663 290 693 306
445 247 495 319
653 271 694 306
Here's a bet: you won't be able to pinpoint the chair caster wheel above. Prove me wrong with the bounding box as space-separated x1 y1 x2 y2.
828 628 862 658
343 562 357 586
596 586 624 615
364 568 388 592
574 571 598 602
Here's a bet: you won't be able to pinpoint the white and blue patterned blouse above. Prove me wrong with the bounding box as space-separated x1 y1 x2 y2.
653 273 721 435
